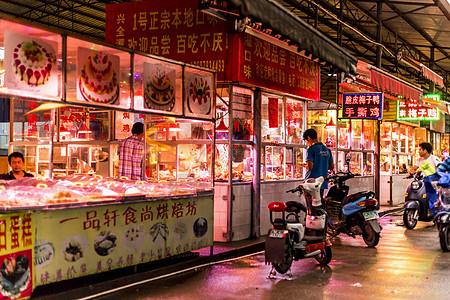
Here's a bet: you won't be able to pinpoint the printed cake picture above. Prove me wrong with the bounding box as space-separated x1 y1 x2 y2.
186 74 212 116
4 30 58 96
143 63 176 112
77 47 120 105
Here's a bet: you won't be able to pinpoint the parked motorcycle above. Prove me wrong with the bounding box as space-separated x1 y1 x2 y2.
325 158 382 247
403 171 435 229
434 174 450 252
265 176 331 277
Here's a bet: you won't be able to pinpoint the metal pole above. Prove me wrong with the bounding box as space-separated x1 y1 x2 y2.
252 87 262 238
227 85 234 242
375 0 383 203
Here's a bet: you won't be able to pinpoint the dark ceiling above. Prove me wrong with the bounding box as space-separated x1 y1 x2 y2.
0 0 449 100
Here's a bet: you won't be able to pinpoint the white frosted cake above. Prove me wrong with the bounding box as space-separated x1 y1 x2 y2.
13 41 54 87
79 52 119 104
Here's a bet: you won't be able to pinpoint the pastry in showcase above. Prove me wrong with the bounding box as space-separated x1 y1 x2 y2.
144 68 175 111
79 51 119 104
187 77 211 115
13 40 55 87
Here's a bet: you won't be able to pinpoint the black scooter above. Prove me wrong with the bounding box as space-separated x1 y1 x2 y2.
403 171 435 229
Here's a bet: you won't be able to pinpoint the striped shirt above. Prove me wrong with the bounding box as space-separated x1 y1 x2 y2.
117 135 144 180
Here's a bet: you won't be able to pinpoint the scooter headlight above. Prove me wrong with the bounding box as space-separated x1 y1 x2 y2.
411 181 420 190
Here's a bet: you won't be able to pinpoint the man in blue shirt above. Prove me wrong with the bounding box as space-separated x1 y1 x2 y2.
303 128 334 198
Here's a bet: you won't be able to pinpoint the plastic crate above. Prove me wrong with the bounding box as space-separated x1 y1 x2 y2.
326 199 342 220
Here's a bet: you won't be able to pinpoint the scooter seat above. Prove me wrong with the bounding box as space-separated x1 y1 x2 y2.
342 191 375 205
286 201 307 214
303 235 326 242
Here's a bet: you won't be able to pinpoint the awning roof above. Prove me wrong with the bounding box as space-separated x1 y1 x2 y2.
227 0 358 77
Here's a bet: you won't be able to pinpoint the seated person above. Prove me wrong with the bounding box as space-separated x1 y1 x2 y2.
2 152 34 180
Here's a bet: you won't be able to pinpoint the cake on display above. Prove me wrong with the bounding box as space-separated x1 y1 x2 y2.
13 40 55 87
79 51 119 104
187 77 211 115
144 68 175 111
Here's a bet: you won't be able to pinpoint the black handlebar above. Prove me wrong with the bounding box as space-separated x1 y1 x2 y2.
286 186 301 193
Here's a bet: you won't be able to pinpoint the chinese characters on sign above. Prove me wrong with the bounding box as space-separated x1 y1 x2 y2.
233 33 320 100
105 0 227 78
342 93 383 120
34 197 213 286
397 97 439 121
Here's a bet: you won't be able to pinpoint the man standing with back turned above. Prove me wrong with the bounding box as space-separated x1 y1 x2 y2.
303 128 334 199
118 122 145 180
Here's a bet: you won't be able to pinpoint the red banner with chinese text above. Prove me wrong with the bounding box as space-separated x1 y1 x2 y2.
105 0 228 79
227 33 320 101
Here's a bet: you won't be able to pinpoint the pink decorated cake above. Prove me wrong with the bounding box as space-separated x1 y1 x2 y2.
13 41 54 87
79 52 119 104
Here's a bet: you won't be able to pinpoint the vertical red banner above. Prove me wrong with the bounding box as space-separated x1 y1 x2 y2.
268 97 278 128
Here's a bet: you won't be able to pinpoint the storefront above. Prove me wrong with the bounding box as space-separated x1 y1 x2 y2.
0 18 214 299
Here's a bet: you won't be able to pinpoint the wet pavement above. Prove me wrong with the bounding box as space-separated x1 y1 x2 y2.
34 207 448 300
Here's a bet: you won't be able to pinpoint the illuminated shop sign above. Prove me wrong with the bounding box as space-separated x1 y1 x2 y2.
397 97 439 121
341 93 383 120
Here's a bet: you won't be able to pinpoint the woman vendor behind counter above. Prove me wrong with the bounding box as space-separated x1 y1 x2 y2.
1 152 34 180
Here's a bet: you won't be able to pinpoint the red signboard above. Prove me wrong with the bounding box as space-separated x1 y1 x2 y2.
105 0 228 78
105 0 320 100
342 93 383 120
227 33 320 101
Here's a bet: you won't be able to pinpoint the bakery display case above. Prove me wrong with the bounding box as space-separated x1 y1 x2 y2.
0 18 214 298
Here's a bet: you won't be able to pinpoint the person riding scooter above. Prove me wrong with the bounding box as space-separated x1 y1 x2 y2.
408 142 441 216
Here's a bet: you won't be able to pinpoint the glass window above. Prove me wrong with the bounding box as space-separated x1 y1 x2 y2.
66 37 131 109
351 120 363 150
232 145 253 181
215 144 229 181
392 123 399 152
380 153 391 174
262 95 284 143
0 20 62 100
363 152 373 176
265 146 285 180
286 99 304 144
115 112 145 140
380 122 392 153
215 85 229 141
337 120 350 149
232 87 253 141
293 148 305 179
13 100 54 142
363 120 374 150
407 126 414 153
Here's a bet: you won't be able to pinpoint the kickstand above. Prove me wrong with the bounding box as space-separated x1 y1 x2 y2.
267 267 277 279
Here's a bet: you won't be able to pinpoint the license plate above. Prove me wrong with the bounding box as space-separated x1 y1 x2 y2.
269 229 285 238
363 210 379 220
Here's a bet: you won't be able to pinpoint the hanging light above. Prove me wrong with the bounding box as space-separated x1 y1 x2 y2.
168 122 181 132
78 124 92 134
325 118 335 128
215 120 229 132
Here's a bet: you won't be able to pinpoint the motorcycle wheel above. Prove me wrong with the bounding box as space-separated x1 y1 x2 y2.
362 222 380 247
273 243 293 274
439 224 450 252
314 246 332 265
403 208 419 229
